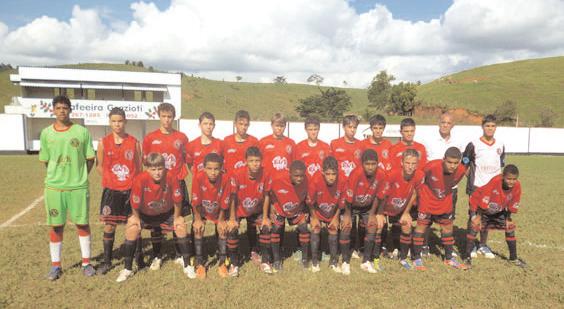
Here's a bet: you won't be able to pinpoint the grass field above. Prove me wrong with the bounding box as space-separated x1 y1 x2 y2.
0 155 563 308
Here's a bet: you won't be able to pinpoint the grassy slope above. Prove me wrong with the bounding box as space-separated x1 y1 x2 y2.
417 56 564 126
0 155 563 308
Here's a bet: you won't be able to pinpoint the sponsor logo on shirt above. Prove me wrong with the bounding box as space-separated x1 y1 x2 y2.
148 201 165 212
162 153 177 170
243 197 259 212
272 156 288 170
112 164 130 181
391 198 406 209
202 200 219 214
174 139 182 150
318 202 336 216
282 202 300 214
355 195 371 205
307 163 320 176
151 140 162 145
341 161 355 177
277 189 289 194
335 148 345 153
265 144 275 150
227 148 236 153
234 161 246 169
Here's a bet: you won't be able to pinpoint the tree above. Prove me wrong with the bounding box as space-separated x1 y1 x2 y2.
307 74 324 86
137 61 144 68
342 80 348 87
125 60 130 65
389 82 418 115
296 87 351 121
273 76 287 84
367 70 395 110
538 108 556 127
236 76 242 82
494 100 518 125
148 66 154 72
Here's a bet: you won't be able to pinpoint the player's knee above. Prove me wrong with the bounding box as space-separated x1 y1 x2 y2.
327 224 337 234
125 224 140 240
312 225 321 234
175 225 187 238
104 224 116 233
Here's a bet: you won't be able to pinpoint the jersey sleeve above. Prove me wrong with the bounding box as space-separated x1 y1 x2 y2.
376 177 390 200
462 142 475 167
142 135 151 159
171 176 183 204
306 177 317 207
191 174 201 207
344 172 356 204
468 187 483 212
38 129 49 162
130 176 143 210
83 129 95 160
508 182 521 213
500 144 506 167
185 140 194 165
220 177 231 210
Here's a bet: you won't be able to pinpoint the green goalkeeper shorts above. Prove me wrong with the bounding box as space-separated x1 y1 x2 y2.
44 187 90 226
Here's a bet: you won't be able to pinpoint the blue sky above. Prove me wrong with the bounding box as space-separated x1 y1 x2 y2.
0 0 453 29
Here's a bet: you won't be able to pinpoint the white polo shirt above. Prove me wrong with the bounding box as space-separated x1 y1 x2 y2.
424 130 464 161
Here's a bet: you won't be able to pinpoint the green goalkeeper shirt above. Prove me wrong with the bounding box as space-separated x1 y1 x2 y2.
39 123 95 190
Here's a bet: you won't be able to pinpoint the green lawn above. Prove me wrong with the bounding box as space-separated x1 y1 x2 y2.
0 155 563 308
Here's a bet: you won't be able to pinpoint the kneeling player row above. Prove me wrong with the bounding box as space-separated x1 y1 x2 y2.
115 145 524 282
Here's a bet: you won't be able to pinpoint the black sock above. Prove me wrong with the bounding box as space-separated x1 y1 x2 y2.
311 232 321 264
218 237 227 264
135 237 144 263
194 237 204 266
271 232 281 263
412 231 425 260
480 229 489 247
506 231 517 260
102 231 115 265
363 233 376 262
328 234 338 264
391 224 401 252
441 232 455 260
399 232 411 260
123 240 136 271
227 232 239 267
258 227 271 264
176 236 191 266
150 229 163 259
339 232 351 263
247 223 258 252
173 231 181 257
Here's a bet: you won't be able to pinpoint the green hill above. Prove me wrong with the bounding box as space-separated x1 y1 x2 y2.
417 56 564 126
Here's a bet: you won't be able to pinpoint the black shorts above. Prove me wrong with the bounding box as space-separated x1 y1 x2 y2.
351 206 371 227
179 180 191 216
481 211 507 230
99 188 131 225
140 211 174 234
237 213 264 226
416 212 454 227
387 214 402 225
271 210 308 227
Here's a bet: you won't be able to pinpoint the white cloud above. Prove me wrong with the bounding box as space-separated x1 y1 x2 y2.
0 0 563 87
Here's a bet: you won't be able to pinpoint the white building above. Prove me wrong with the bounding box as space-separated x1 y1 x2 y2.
4 66 181 151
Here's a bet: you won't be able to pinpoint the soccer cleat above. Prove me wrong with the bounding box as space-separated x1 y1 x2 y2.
260 263 273 274
82 264 96 277
293 249 302 261
116 269 134 282
184 265 196 279
413 258 427 271
218 264 229 278
463 257 473 268
301 260 310 270
373 258 383 272
452 251 458 257
174 256 184 267
196 265 206 279
478 246 495 259
136 256 146 270
510 258 528 268
351 250 361 259
311 264 321 273
47 266 63 281
341 262 351 275
399 259 412 270
444 257 469 270
470 246 478 258
149 257 162 270
96 263 111 275
250 251 261 266
381 246 388 258
360 261 377 273
391 249 399 260
329 264 341 273
228 265 239 277
421 246 430 257
272 261 283 273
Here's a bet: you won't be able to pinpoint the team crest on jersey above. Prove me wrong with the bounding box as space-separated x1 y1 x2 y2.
391 198 406 209
487 202 502 214
243 197 259 212
307 163 320 176
272 156 288 170
49 209 59 217
394 182 400 189
132 195 141 204
197 163 204 171
239 184 247 189
125 150 134 161
174 139 182 150
148 201 164 212
341 161 355 177
227 148 236 154
174 189 181 198
102 205 112 216
112 164 130 181
355 195 370 205
258 183 264 193
202 200 219 214
354 149 361 159
319 150 326 160
382 149 389 159
234 160 246 169
162 153 177 169
70 138 80 148
194 151 201 157
265 144 275 150
286 145 292 154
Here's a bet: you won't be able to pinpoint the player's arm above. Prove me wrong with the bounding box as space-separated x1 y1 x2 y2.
500 145 506 167
462 142 475 168
39 130 49 168
84 130 96 174
95 138 104 176
369 198 385 229
86 158 95 174
227 194 239 231
190 177 204 232
261 193 271 228
135 141 143 172
400 191 416 226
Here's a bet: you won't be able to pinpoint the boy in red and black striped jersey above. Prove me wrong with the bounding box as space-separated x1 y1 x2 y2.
341 149 386 275
412 147 468 271
226 147 271 276
307 156 346 273
262 160 310 272
223 110 259 175
465 165 526 268
259 113 295 179
191 153 232 279
96 107 143 275
116 153 193 282
371 149 424 270
294 116 331 180
186 112 224 176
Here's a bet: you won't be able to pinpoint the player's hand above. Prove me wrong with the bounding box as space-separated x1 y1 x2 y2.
340 215 352 232
217 220 227 237
367 214 377 228
128 215 141 229
227 219 239 232
310 216 320 230
471 215 481 228
261 217 271 229
400 213 412 227
506 218 515 230
329 216 339 231
375 214 386 229
173 216 186 231
192 219 204 233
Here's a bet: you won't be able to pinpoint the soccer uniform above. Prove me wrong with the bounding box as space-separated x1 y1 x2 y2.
330 137 362 180
99 134 139 225
266 172 310 264
39 124 95 226
293 139 331 180
191 172 231 224
462 137 505 194
388 140 427 172
361 138 392 171
142 129 191 213
222 134 259 175
130 171 183 232
258 135 295 179
186 136 224 175
412 160 466 261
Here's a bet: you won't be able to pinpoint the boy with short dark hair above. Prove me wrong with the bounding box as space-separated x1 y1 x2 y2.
362 114 392 171
223 110 259 175
191 153 232 279
187 112 224 175
96 107 143 275
388 118 427 171
294 116 331 180
259 113 295 179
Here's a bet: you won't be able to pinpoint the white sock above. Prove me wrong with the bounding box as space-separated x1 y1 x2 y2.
78 235 91 266
50 242 62 267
